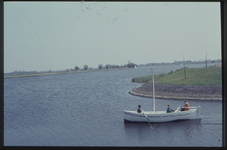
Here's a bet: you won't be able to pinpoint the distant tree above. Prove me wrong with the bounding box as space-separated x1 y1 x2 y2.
84 65 88 70
98 64 103 70
75 66 79 71
127 63 135 68
122 64 127 68
105 64 110 69
110 65 115 68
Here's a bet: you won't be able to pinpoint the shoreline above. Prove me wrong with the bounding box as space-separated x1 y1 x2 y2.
129 83 222 101
5 63 221 79
4 67 130 79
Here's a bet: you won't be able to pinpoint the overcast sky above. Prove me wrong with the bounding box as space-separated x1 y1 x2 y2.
4 2 221 73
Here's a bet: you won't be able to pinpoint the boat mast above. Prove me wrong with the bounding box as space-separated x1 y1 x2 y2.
152 67 155 113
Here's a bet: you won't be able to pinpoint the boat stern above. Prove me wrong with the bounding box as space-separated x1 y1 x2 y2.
194 105 202 119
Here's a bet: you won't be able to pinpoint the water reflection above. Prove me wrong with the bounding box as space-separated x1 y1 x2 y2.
124 119 202 146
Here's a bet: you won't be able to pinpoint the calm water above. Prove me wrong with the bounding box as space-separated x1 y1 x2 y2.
4 64 222 146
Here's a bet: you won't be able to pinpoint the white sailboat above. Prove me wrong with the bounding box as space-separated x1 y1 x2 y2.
124 67 202 122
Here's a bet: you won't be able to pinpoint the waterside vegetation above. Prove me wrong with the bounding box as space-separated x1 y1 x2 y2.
132 66 222 85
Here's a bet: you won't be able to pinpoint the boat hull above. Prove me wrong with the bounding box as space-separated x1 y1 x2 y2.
124 106 201 123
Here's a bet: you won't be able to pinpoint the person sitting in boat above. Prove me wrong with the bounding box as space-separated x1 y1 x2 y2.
137 105 143 113
184 100 190 111
167 104 175 113
181 100 190 111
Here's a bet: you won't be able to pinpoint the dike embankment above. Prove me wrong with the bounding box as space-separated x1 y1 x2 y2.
129 83 222 101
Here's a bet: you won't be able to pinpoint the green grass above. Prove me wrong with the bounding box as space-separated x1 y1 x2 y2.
132 73 168 83
132 67 222 85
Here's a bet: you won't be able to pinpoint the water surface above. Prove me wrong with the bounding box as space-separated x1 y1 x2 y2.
4 64 222 146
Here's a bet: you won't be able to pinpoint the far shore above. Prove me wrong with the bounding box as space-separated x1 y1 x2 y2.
4 67 130 79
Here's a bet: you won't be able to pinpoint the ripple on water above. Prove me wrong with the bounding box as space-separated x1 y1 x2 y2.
4 64 222 146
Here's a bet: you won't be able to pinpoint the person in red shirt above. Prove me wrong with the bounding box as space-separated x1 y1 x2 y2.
184 100 190 111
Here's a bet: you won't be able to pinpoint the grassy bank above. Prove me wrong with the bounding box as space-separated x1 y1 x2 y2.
132 67 222 85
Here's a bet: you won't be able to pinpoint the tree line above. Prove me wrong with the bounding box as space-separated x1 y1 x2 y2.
73 63 137 71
